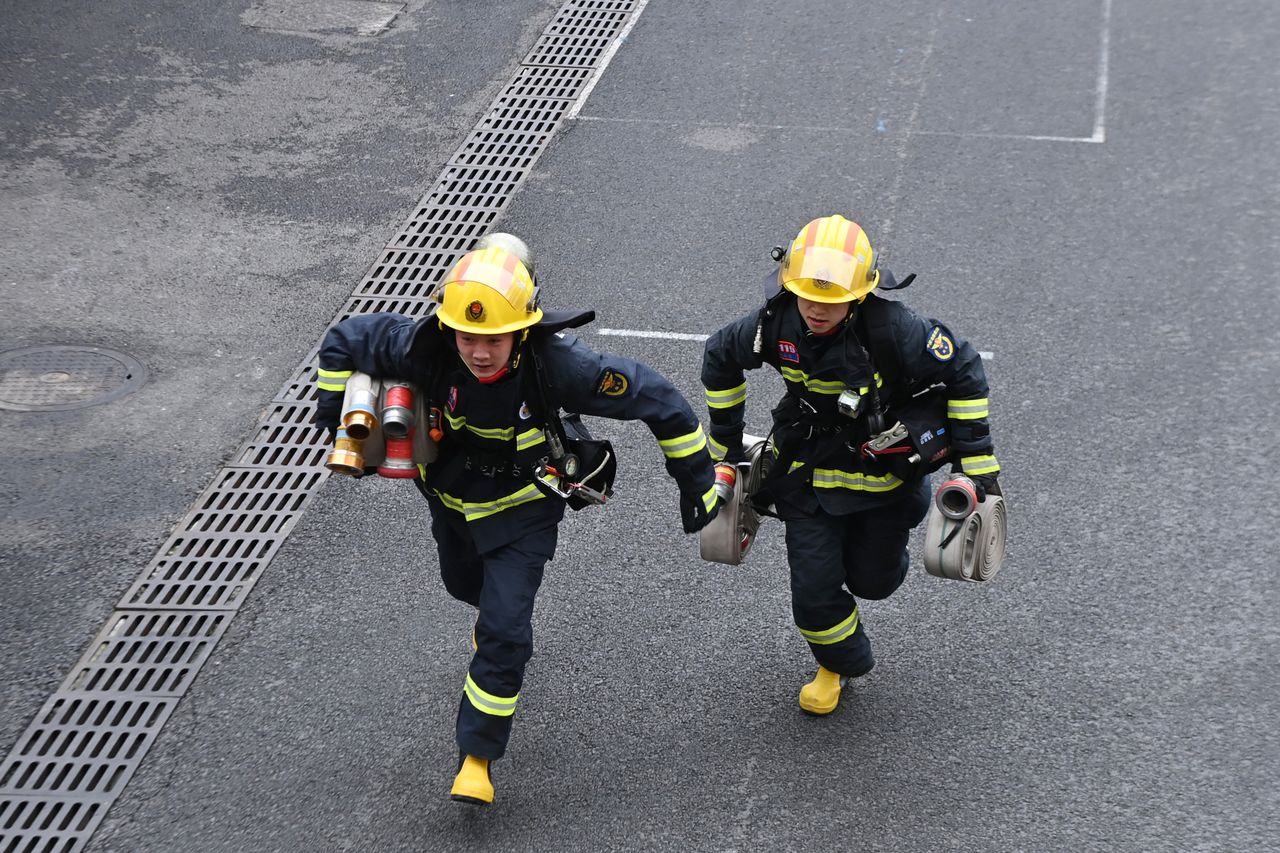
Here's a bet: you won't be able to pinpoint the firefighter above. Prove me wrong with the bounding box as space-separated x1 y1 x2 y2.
701 215 1000 715
314 235 719 804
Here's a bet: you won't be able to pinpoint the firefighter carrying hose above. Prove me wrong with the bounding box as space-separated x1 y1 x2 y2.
701 215 1000 715
313 234 718 805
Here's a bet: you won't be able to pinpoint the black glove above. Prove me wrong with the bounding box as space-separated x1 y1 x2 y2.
680 492 722 534
970 472 1001 502
313 390 343 443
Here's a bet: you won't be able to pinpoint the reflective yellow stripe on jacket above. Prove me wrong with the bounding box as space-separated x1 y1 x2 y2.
799 607 860 645
433 479 555 522
464 674 518 717
317 368 353 392
947 397 990 420
958 454 1000 476
659 425 708 459
811 468 904 493
445 412 516 442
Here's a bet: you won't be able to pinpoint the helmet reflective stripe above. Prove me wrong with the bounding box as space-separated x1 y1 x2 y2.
317 368 353 392
437 243 543 334
947 398 990 419
780 215 880 304
799 607 860 645
464 674 518 717
958 455 1000 476
811 468 903 492
659 426 708 459
704 382 747 409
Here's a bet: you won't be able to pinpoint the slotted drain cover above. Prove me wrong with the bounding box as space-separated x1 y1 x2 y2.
0 346 146 412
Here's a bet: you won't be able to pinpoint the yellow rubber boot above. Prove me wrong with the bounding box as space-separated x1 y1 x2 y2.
798 666 847 715
450 755 494 805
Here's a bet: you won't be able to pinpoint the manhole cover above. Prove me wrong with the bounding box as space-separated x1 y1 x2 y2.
0 345 147 412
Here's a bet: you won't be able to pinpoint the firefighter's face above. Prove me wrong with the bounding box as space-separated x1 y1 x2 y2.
455 330 515 378
796 296 851 335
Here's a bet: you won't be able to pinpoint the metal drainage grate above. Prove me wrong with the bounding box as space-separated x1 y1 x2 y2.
0 346 146 413
0 0 647 849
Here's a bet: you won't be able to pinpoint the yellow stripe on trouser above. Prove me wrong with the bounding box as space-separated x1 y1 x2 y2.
317 368 353 392
705 383 747 409
660 426 708 459
709 436 728 461
464 674 518 717
799 607 860 645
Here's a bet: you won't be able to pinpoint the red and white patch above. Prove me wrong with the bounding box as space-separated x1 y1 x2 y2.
778 340 800 363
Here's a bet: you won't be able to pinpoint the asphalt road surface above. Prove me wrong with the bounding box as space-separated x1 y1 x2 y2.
2 0 1277 850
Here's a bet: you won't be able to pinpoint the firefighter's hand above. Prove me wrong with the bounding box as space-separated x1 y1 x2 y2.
680 492 722 534
971 473 1001 502
312 391 342 443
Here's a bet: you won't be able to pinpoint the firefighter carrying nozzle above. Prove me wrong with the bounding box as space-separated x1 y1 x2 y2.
324 374 436 478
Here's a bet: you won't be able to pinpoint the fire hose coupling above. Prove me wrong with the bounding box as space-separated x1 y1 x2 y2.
923 475 1009 583
325 372 438 478
935 474 978 520
340 373 380 440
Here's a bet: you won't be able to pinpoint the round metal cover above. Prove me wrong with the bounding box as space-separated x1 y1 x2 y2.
0 345 147 411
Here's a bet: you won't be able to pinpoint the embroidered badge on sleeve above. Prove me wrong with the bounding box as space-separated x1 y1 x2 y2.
926 327 955 361
597 368 630 396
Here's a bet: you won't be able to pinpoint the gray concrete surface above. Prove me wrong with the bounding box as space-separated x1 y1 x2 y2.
3 0 1277 850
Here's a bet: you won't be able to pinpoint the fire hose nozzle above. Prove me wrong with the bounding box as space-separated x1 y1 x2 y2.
340 373 380 440
936 474 978 520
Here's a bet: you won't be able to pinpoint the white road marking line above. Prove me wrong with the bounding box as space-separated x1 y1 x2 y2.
1092 0 1113 143
596 328 993 360
567 0 653 121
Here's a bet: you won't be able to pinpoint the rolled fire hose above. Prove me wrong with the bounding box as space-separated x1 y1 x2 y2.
923 475 1008 582
699 434 768 565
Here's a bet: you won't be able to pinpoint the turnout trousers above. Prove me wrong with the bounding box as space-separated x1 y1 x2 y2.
782 479 930 676
428 498 559 760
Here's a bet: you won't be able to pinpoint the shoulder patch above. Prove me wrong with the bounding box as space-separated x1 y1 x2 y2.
926 327 955 362
597 368 630 397
777 340 800 363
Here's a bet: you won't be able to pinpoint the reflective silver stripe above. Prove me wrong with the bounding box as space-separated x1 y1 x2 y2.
947 398 990 420
463 674 518 717
960 455 999 476
516 428 546 451
445 412 516 442
811 468 903 493
708 436 727 461
705 382 747 410
799 607 860 645
780 366 843 395
317 368 353 392
660 426 708 459
701 484 717 512
433 481 550 521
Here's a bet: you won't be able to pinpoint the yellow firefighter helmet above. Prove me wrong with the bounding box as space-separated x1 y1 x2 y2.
436 234 543 334
779 215 880 304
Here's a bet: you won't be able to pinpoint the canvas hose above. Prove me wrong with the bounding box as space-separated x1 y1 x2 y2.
923 492 1008 582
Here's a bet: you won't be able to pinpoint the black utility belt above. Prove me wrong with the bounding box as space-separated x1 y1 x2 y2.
461 455 530 480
